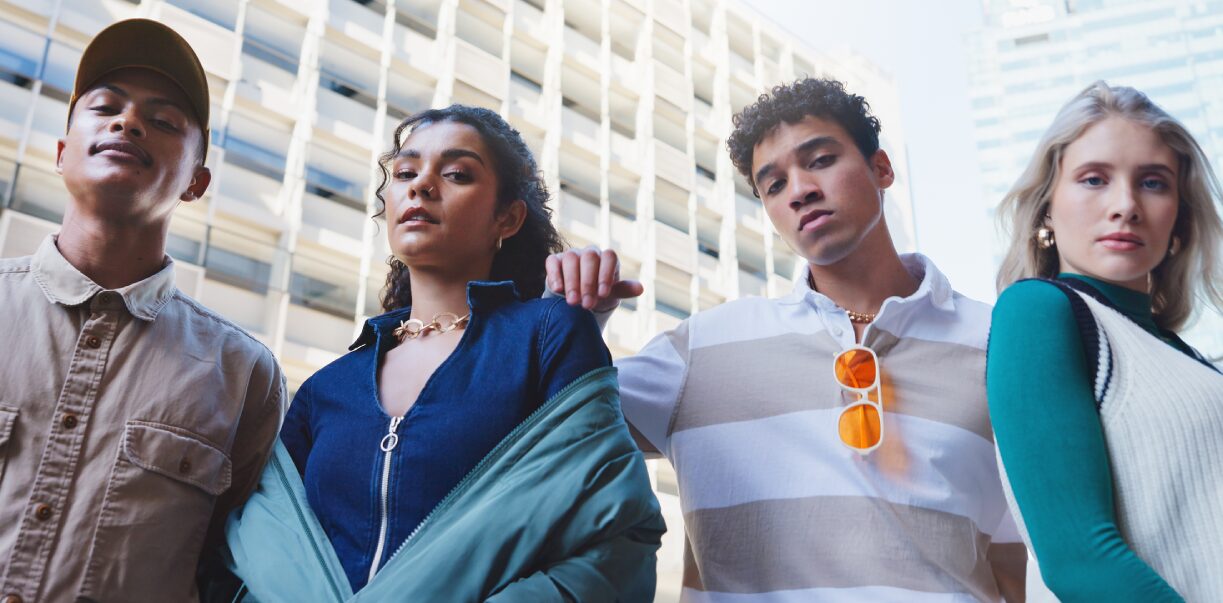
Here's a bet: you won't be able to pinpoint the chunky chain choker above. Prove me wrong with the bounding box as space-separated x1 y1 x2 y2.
393 311 470 341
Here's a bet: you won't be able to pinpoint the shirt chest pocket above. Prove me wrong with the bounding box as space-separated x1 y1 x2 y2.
80 421 233 598
0 405 16 486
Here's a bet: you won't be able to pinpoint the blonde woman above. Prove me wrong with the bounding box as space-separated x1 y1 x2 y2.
988 81 1223 602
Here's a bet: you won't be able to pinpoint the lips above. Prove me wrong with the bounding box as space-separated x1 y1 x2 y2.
798 209 833 231
91 139 152 166
1097 231 1144 251
398 205 438 225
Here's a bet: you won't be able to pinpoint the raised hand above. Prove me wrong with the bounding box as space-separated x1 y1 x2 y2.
545 246 645 312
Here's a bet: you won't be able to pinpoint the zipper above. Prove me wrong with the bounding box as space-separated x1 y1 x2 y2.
382 367 613 566
366 415 404 584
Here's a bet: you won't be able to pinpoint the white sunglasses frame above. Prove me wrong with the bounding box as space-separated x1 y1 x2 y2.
832 345 885 455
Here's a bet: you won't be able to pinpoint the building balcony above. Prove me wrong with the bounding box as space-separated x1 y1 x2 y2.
214 163 286 228
0 79 31 145
512 0 548 42
283 302 358 355
605 305 644 355
392 21 440 75
695 173 720 215
561 105 601 151
609 130 641 174
558 189 602 246
653 221 694 273
158 4 239 81
198 277 270 335
508 76 547 130
299 191 366 255
611 54 641 90
735 193 766 234
454 38 508 100
327 0 385 49
609 212 642 261
654 139 692 189
652 0 685 37
564 26 602 75
653 60 689 111
652 309 682 333
696 252 732 298
316 85 377 150
236 52 300 117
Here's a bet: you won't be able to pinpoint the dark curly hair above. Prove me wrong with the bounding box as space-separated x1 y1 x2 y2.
727 77 882 196
373 105 565 312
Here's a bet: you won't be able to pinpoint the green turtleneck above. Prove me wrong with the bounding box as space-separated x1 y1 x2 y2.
987 274 1192 602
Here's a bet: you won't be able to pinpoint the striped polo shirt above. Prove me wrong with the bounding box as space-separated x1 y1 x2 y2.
618 254 1023 602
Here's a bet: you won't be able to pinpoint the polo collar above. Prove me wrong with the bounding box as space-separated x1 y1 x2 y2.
781 253 956 313
31 235 177 321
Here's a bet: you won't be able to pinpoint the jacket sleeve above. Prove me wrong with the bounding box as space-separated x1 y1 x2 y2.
987 280 1182 602
485 450 666 603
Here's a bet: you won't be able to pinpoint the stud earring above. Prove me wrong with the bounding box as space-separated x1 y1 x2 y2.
1036 227 1055 249
1168 236 1181 257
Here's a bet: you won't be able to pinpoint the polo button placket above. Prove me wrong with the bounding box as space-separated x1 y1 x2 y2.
0 308 119 596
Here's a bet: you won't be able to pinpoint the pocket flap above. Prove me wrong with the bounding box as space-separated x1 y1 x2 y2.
0 406 16 448
123 422 232 496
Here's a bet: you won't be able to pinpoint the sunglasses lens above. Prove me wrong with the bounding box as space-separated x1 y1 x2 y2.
839 403 882 451
834 348 876 389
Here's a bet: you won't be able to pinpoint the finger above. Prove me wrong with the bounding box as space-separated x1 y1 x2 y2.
545 253 564 294
610 280 645 300
561 251 581 305
579 248 600 309
597 249 618 298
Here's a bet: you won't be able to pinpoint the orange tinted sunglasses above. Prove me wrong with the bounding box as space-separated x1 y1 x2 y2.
833 345 884 455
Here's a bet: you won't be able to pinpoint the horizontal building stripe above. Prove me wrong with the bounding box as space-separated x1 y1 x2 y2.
681 584 984 603
674 331 993 442
669 410 1011 533
681 495 1002 600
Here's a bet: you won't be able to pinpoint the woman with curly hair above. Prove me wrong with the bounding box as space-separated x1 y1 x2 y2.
215 105 664 601
989 82 1223 602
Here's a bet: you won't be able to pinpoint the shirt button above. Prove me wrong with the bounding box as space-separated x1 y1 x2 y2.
34 504 52 521
85 336 101 349
3 593 24 603
61 413 79 429
179 458 192 475
831 326 843 337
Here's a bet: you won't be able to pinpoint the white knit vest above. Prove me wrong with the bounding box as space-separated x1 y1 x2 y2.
999 290 1223 601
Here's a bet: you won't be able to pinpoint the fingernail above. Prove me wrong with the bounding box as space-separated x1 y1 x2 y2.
567 292 578 304
583 295 594 308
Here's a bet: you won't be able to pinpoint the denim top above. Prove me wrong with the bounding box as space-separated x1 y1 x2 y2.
279 281 611 592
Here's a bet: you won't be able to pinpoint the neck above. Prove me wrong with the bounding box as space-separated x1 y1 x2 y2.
807 232 917 315
56 205 170 289
406 263 489 320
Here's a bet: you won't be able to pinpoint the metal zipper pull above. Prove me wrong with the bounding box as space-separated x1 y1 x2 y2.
380 416 403 452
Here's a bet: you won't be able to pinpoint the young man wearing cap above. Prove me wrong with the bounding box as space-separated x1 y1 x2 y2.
0 19 284 602
547 78 1026 601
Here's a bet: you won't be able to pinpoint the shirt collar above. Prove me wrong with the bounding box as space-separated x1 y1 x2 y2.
351 280 522 350
31 235 178 321
781 253 956 314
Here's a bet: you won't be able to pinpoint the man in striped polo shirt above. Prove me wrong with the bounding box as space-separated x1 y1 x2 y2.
548 77 1026 602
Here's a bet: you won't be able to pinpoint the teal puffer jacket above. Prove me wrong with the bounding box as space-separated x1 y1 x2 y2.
224 368 665 602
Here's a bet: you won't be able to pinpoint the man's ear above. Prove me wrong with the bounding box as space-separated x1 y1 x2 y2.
182 167 212 202
55 139 66 175
871 149 894 190
498 199 528 239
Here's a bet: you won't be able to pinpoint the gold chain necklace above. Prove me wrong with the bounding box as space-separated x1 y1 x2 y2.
807 274 877 324
393 311 470 341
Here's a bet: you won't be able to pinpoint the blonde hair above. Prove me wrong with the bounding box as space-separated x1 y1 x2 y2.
996 81 1223 332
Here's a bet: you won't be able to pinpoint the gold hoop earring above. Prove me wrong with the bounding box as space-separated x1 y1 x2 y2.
1168 236 1181 257
1037 227 1055 249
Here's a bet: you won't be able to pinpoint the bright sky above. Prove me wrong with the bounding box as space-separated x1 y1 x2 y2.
752 0 1001 302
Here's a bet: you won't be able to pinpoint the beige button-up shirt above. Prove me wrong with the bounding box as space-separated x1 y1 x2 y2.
0 236 285 602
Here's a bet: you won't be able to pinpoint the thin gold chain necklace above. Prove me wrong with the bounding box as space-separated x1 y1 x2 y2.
808 274 877 324
393 311 471 342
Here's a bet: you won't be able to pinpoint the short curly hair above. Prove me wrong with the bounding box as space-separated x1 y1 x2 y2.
373 105 565 312
727 78 882 196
